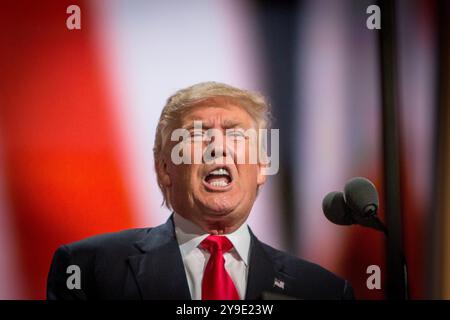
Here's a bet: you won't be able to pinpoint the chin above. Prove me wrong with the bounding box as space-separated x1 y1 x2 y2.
204 194 241 214
203 204 234 216
204 199 237 217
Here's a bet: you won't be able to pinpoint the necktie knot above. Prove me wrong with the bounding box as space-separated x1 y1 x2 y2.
200 235 234 254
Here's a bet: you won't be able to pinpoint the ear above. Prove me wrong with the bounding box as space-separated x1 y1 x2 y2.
256 162 267 186
156 157 172 187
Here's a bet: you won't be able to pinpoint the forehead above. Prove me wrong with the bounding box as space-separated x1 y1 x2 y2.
180 102 256 128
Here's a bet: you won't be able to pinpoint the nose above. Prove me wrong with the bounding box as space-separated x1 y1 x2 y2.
209 146 226 159
203 134 228 163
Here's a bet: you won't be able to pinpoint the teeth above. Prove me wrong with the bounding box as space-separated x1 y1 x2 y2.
210 180 228 187
209 168 230 176
205 168 231 188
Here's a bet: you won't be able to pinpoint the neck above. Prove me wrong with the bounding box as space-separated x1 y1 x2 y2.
174 211 247 235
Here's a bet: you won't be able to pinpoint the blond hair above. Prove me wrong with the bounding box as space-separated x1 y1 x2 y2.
154 81 271 208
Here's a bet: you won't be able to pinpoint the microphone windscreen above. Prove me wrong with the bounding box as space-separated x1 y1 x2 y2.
343 177 379 215
322 191 353 225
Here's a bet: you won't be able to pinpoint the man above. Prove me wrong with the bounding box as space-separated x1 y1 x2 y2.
47 82 354 300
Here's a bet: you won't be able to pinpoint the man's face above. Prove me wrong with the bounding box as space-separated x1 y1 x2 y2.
160 100 266 234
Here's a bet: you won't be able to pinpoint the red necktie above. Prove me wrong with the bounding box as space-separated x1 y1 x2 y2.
200 235 240 300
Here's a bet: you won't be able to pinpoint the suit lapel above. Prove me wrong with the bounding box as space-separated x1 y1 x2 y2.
245 229 288 299
127 217 191 300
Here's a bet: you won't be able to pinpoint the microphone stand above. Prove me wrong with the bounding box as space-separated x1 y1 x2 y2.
353 211 409 300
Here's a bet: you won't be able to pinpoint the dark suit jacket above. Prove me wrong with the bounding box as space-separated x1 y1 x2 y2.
47 216 354 300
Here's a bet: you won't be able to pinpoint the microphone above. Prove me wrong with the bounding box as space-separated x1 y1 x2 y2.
322 177 388 234
322 191 353 225
323 177 408 299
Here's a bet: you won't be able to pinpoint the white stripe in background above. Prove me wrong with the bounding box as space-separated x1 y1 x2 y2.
295 0 380 266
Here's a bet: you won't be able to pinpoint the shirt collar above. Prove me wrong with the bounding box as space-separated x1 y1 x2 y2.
173 212 251 266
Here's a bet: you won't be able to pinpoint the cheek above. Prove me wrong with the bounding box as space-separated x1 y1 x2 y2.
186 166 204 192
188 142 204 164
233 140 256 165
170 165 198 190
237 165 259 187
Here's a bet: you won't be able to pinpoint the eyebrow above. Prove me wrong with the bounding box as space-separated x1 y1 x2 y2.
181 119 246 130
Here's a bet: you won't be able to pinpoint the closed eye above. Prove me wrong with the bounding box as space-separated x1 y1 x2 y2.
226 129 247 140
188 130 205 142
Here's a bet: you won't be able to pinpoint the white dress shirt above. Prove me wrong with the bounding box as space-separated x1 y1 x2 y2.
173 212 251 300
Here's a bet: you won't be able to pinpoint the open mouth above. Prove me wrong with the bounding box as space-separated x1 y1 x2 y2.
203 167 233 189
